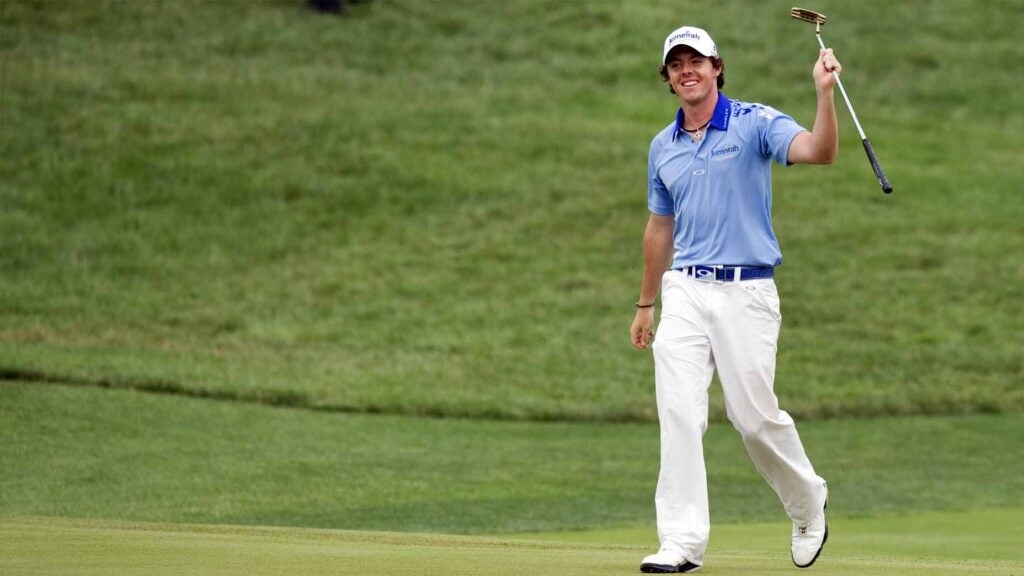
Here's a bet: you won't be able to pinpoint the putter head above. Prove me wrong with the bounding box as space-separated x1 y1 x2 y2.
790 7 827 26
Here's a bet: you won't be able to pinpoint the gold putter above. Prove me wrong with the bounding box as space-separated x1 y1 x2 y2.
790 7 892 193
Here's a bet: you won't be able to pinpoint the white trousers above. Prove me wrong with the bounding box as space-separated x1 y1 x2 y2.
651 270 826 564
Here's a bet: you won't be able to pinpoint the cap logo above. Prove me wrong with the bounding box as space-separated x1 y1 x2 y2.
669 31 702 43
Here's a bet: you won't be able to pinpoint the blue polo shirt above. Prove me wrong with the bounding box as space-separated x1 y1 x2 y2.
648 93 805 269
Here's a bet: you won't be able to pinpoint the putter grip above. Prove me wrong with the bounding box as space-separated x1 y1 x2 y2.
861 138 892 193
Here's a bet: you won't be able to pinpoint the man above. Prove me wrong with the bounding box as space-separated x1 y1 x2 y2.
630 25 840 573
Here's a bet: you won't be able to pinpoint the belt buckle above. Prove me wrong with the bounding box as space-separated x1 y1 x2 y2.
692 265 724 284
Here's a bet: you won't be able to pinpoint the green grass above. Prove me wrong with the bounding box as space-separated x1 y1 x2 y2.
3 510 1022 575
2 3 1022 572
517 508 1024 563
3 382 1022 534
2 0 1022 423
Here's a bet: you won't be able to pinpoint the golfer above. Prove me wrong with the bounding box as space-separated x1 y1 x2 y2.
630 25 838 573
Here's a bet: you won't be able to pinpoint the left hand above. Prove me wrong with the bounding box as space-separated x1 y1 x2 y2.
813 48 842 92
630 308 656 350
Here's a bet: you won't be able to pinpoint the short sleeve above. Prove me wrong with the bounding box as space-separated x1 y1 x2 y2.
648 139 674 215
757 105 806 166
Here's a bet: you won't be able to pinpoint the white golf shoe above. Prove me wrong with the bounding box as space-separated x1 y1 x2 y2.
640 549 701 573
791 500 828 568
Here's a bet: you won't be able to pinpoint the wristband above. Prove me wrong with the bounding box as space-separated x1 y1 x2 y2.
634 302 655 309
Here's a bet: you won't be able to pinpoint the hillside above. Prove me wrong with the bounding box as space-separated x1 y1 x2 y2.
2 0 1021 422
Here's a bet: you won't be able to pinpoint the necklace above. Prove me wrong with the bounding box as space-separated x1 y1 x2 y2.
683 120 711 141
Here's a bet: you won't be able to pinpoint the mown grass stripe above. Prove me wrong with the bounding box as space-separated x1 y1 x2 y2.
3 511 1021 576
3 365 1019 425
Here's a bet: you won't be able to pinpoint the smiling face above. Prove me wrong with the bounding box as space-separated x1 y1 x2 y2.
664 46 722 106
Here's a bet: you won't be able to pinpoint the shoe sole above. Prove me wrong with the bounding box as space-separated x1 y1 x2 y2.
640 561 701 573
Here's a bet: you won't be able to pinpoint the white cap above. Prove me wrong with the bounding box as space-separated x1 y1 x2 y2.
662 26 717 63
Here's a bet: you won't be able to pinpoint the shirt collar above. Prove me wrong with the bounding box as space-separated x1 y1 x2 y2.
672 93 732 141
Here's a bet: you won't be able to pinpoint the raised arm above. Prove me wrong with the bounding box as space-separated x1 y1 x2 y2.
787 48 842 165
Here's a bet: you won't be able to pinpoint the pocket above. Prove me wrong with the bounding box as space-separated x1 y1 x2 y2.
743 280 782 323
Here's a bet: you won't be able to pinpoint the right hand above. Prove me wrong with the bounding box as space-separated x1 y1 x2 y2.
813 47 842 92
630 308 656 350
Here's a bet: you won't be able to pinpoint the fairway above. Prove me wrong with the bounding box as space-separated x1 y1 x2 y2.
3 509 1021 576
4 382 1022 534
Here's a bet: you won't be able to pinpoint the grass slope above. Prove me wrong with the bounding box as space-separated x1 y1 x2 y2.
3 510 1021 576
3 382 1022 534
1 1 1021 422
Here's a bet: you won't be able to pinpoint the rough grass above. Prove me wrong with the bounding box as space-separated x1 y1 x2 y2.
1 0 1022 423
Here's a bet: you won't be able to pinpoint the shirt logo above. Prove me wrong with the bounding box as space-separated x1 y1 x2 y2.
711 144 740 160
